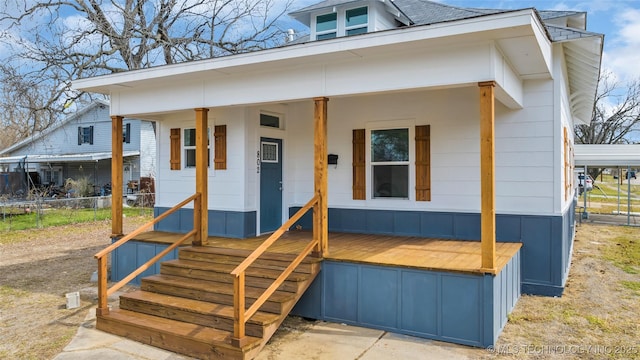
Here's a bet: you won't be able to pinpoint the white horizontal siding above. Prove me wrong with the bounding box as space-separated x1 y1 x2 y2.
153 80 559 216
155 108 248 211
7 105 111 157
285 83 556 215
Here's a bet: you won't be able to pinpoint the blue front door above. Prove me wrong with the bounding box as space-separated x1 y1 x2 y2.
260 138 283 233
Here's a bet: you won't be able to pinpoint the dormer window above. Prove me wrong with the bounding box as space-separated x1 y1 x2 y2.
314 6 369 40
316 13 337 40
345 7 368 36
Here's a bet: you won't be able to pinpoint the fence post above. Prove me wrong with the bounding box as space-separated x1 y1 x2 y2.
94 197 97 221
36 197 41 229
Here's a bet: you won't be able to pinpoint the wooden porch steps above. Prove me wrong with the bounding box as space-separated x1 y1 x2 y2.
96 245 321 360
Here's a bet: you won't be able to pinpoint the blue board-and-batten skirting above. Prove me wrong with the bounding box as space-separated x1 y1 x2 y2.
150 203 575 297
153 207 256 239
292 250 521 348
110 239 180 286
289 204 575 297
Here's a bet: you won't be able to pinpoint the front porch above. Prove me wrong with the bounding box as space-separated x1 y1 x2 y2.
112 230 522 348
125 230 521 274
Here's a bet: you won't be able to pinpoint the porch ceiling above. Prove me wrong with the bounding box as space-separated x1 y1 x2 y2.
74 9 550 119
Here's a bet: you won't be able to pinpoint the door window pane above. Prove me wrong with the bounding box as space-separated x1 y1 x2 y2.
262 142 278 163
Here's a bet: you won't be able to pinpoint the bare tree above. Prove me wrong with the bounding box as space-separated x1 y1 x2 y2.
0 65 62 149
0 0 294 148
575 71 640 144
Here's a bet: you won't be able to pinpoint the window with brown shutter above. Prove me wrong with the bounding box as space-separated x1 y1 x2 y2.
170 128 181 170
352 129 366 200
214 125 227 170
415 125 431 201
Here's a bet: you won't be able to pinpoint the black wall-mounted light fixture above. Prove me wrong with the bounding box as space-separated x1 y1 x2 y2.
328 154 339 166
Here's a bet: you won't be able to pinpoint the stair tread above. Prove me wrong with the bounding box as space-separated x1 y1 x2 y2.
163 259 310 281
121 290 280 326
181 246 322 263
143 274 296 302
102 308 261 350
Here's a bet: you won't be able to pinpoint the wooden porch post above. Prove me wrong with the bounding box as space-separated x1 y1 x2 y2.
313 97 329 257
479 81 496 272
111 115 124 237
194 108 209 246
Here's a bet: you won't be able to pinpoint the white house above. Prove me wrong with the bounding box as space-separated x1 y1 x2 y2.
0 100 156 196
73 1 602 358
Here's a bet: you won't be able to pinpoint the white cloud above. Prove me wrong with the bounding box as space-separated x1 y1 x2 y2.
603 7 640 83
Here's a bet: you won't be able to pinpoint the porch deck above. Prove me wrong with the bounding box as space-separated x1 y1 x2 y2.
133 230 522 275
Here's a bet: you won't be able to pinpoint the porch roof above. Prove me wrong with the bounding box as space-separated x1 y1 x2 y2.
0 151 140 165
73 9 551 116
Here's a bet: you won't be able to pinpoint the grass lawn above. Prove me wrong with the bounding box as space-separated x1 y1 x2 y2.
0 206 152 233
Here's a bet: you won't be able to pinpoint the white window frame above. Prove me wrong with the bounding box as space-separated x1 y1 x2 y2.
366 120 415 201
260 112 285 130
261 141 279 163
183 127 210 168
345 6 368 36
315 12 337 40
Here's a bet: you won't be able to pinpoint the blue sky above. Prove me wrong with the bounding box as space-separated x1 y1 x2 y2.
290 0 640 85
439 0 640 84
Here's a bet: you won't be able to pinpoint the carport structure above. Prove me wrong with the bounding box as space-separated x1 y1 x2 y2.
574 144 640 225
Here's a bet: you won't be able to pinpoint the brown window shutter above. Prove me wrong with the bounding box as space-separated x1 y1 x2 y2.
415 125 431 201
170 128 181 170
352 129 366 200
214 125 227 170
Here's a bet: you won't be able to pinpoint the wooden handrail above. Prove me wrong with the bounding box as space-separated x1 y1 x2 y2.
231 194 320 346
106 230 197 296
231 194 319 276
94 193 200 316
95 193 199 259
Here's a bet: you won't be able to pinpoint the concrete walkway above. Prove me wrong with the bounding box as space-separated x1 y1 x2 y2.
54 308 480 360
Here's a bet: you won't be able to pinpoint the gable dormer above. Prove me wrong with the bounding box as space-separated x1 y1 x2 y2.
290 0 410 41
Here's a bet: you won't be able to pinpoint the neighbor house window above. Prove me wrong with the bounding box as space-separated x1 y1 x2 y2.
123 123 131 143
77 126 94 145
42 167 62 186
345 7 368 36
316 13 337 40
371 128 409 198
183 128 210 168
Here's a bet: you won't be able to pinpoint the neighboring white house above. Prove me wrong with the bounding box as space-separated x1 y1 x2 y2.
0 100 156 196
73 0 602 350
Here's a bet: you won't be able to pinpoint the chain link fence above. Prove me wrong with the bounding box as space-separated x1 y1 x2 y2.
0 194 154 232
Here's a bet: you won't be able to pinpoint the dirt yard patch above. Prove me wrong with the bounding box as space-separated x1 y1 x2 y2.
0 217 148 360
1 220 638 359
